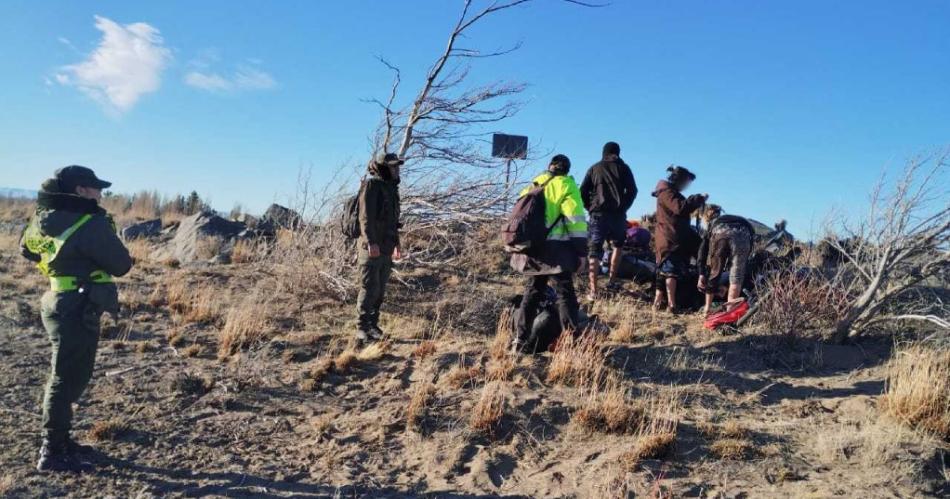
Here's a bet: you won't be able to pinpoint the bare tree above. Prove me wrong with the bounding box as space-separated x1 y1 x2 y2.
366 0 602 224
826 151 950 343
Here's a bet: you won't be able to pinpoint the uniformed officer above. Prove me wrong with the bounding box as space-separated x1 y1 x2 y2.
20 166 132 472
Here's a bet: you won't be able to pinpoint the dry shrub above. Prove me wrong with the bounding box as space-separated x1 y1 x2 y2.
546 332 605 387
470 380 506 434
298 378 318 393
166 328 185 347
754 270 849 337
880 343 950 438
170 372 215 395
406 381 436 430
217 289 274 359
88 419 128 442
412 341 438 359
135 341 155 355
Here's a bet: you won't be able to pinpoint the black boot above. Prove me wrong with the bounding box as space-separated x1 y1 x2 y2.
36 439 93 473
65 434 95 455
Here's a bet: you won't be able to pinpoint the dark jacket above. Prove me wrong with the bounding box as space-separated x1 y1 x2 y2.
358 176 401 257
651 180 706 265
580 155 637 214
20 191 132 313
697 214 756 278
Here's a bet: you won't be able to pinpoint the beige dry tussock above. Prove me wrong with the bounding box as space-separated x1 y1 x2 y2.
217 290 273 359
546 332 605 387
406 381 436 430
471 380 506 434
880 343 950 438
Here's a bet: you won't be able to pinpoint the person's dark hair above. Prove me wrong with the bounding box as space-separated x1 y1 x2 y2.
549 154 571 175
40 177 65 194
666 165 696 188
602 141 620 160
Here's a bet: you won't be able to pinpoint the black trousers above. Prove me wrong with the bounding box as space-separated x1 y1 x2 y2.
514 272 580 347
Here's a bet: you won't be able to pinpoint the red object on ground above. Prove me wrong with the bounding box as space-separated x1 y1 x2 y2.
704 300 750 330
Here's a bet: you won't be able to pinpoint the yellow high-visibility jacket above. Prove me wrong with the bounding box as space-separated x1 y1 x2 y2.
511 172 588 275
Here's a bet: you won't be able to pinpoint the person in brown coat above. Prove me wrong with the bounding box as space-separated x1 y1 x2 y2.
651 166 707 312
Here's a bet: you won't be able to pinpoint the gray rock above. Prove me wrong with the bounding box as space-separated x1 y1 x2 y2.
122 218 162 240
261 204 302 231
152 211 246 264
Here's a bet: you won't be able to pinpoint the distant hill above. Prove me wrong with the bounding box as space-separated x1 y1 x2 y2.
0 187 37 199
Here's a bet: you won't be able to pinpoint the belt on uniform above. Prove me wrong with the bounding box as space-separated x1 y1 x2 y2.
49 270 113 293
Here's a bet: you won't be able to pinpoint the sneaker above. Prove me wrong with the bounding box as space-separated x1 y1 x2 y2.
36 440 93 473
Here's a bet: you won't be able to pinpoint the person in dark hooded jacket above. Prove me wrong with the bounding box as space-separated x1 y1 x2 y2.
355 152 403 344
580 141 637 301
20 166 132 473
651 165 707 312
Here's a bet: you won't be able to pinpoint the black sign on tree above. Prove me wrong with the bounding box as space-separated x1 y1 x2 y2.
492 133 528 208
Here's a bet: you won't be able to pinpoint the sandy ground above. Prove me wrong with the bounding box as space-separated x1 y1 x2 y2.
0 231 947 498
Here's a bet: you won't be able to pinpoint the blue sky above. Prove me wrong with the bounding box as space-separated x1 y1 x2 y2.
1 1 948 238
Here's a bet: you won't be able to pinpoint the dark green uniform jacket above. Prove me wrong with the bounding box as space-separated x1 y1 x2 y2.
358 176 401 258
20 190 132 444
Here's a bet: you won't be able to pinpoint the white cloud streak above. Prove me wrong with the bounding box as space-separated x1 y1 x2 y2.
185 63 276 93
56 15 171 114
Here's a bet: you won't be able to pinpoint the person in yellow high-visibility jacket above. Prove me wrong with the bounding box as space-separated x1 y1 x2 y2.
510 154 588 353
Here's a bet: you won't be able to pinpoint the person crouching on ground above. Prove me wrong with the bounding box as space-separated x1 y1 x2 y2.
510 154 588 353
580 141 638 301
20 166 133 472
651 165 707 313
697 204 755 315
356 153 404 344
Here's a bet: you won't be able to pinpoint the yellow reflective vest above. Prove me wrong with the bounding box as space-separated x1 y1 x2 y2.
511 172 588 275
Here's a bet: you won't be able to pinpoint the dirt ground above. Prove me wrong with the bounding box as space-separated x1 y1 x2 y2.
0 226 947 498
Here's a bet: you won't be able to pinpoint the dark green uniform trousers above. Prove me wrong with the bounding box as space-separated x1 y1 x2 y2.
356 255 393 331
39 291 101 445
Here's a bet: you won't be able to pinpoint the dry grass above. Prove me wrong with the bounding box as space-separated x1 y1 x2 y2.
298 378 318 392
880 343 950 438
442 356 483 389
126 238 153 264
709 438 755 460
406 381 436 430
181 344 204 358
470 380 506 434
357 341 389 361
546 332 605 387
0 474 14 495
217 290 273 359
490 306 514 360
195 236 225 261
230 238 266 264
572 373 645 434
412 340 438 359
333 349 358 372
485 354 515 382
170 372 215 395
308 357 335 382
621 431 677 470
88 419 129 442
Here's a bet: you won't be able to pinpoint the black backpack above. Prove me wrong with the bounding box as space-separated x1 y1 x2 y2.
501 176 563 253
341 181 365 239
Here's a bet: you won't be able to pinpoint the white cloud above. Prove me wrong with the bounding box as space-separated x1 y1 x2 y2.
184 58 277 93
56 15 171 114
